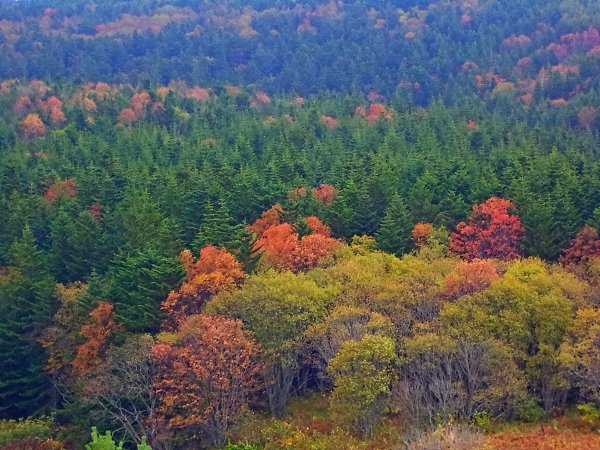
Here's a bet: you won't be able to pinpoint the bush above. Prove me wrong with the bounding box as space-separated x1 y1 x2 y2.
400 423 484 450
514 397 545 422
470 411 494 432
0 418 53 444
577 403 600 424
85 427 123 450
0 437 64 450
223 443 259 450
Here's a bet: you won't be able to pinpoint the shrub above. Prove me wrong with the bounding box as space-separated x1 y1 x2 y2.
514 397 545 422
0 418 53 444
84 427 123 450
400 423 484 450
577 403 600 424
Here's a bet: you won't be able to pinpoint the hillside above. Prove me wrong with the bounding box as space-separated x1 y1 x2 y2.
0 1 599 449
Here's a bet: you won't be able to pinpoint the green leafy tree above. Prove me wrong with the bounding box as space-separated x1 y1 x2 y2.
328 334 396 438
206 270 336 416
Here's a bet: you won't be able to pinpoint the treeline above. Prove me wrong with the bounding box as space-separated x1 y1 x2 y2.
1 0 600 107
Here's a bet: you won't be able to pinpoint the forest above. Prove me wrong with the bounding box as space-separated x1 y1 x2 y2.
0 0 600 449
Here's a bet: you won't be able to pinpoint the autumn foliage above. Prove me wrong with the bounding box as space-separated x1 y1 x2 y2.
251 211 341 272
443 259 499 300
312 184 338 206
44 178 77 203
38 96 65 128
18 113 46 139
320 115 340 129
560 225 600 265
355 104 393 123
161 246 245 328
486 426 600 450
247 204 284 238
411 222 434 248
72 302 119 377
450 197 524 260
152 314 262 447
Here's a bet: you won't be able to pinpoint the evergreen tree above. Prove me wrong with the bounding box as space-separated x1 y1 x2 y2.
103 247 184 333
0 227 55 418
375 194 414 256
192 199 244 252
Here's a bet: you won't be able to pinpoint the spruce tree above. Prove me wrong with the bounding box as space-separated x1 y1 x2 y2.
376 194 414 256
103 247 184 333
0 227 55 418
192 199 244 252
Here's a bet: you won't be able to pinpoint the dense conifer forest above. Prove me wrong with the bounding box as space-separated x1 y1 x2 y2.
0 0 600 448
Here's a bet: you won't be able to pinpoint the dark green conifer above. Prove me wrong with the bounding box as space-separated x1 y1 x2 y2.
376 194 414 256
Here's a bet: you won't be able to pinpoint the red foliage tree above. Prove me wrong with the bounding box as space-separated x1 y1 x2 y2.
44 178 77 203
320 115 340 129
38 96 62 115
161 246 245 328
560 225 600 265
72 302 119 377
130 92 151 119
39 96 67 128
443 259 499 300
12 96 32 116
312 184 338 206
152 314 262 447
450 197 524 260
187 86 210 102
355 104 393 123
18 113 46 139
118 107 138 125
249 91 271 109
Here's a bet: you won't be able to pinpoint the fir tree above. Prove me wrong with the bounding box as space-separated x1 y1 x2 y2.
192 199 244 252
103 247 184 333
376 194 414 256
0 227 55 418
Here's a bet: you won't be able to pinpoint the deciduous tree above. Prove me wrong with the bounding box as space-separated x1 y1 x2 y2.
161 246 245 328
152 315 262 447
328 334 396 438
450 197 524 260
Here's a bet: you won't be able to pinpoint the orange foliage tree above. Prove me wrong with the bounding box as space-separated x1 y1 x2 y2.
320 115 340 129
560 225 600 265
355 104 393 123
18 113 46 139
161 246 245 328
443 259 499 300
450 197 524 260
412 222 434 248
72 302 119 377
247 204 284 238
38 96 66 128
252 214 341 272
152 315 262 447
